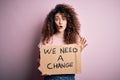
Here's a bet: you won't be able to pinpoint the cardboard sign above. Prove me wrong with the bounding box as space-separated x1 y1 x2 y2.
38 44 81 75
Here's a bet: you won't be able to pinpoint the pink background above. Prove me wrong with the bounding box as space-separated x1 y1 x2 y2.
0 0 120 80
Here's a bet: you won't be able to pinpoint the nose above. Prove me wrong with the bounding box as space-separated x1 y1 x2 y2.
59 19 62 24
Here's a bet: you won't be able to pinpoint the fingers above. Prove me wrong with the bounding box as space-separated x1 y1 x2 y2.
80 37 86 45
41 74 48 77
41 73 51 77
83 43 88 49
80 37 88 50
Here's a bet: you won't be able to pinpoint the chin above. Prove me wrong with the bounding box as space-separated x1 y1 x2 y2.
58 30 64 33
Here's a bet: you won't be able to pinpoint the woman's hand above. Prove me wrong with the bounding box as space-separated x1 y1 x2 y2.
80 37 87 52
41 74 48 77
41 74 51 77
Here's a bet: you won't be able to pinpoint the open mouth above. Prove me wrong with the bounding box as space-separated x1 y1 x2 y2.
57 26 63 29
59 26 63 28
60 26 62 28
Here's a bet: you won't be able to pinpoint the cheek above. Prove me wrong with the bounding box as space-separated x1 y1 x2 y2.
55 21 58 26
64 21 67 26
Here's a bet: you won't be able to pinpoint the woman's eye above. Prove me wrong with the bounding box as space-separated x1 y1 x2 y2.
55 17 59 21
62 17 66 20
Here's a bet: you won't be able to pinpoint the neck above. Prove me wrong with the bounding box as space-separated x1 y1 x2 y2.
56 31 64 38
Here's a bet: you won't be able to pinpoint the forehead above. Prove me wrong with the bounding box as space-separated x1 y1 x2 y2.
55 13 66 17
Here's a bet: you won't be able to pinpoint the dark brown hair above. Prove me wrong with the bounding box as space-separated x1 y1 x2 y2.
41 4 81 44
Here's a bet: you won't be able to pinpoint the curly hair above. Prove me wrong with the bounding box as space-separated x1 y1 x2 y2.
41 4 81 44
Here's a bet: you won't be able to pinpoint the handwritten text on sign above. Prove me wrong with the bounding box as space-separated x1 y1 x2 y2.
38 44 81 75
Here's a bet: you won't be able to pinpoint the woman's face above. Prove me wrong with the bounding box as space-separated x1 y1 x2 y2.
54 13 67 33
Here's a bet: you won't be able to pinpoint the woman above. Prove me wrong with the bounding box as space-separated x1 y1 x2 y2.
38 4 87 80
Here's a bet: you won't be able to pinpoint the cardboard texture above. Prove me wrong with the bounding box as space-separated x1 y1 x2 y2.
38 44 81 75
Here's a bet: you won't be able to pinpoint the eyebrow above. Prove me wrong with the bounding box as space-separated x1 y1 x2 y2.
55 15 66 18
55 16 59 17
